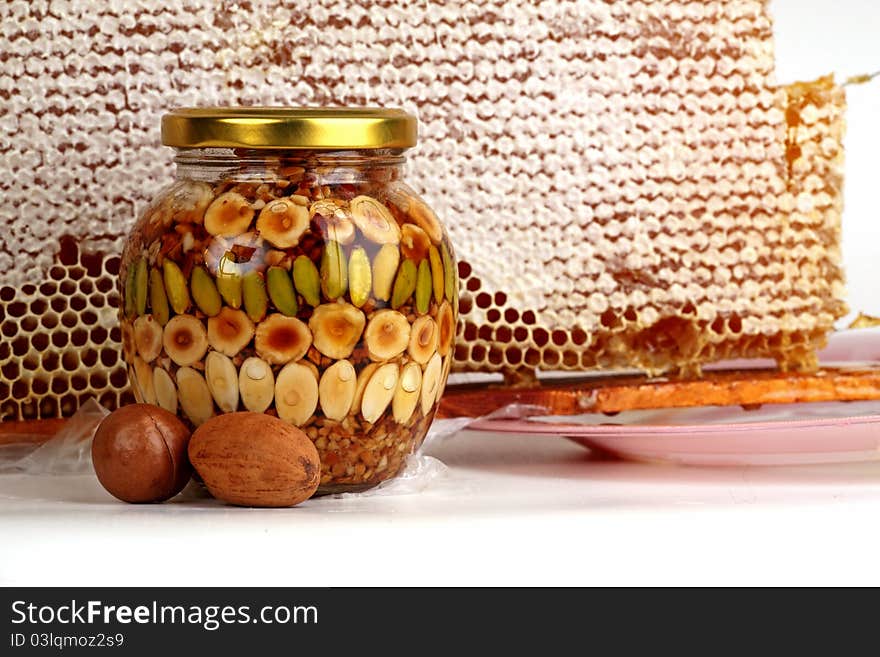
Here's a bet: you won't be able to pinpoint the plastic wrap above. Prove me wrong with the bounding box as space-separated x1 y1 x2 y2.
0 399 474 500
0 400 108 476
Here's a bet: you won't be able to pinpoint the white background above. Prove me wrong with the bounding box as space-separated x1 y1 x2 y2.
1 0 880 587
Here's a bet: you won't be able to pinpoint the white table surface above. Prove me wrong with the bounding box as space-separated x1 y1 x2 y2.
3 428 880 587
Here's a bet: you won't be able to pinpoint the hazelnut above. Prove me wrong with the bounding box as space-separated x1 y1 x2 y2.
92 404 192 503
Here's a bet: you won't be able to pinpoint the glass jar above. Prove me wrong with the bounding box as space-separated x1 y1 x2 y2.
118 108 458 493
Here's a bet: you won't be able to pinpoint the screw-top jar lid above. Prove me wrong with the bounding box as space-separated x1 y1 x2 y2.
161 107 417 150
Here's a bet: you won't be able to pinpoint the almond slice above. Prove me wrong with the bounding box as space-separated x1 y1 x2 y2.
275 362 319 427
318 360 357 421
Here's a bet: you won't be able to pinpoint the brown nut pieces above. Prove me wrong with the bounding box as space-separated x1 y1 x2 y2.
120 175 458 489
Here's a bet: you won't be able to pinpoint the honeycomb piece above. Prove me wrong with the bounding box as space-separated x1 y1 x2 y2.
0 238 134 420
0 1 850 420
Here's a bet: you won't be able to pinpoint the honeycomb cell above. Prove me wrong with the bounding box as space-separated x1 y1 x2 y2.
81 349 98 367
41 352 60 371
71 329 89 347
11 336 28 356
81 252 103 277
40 397 59 418
100 348 118 368
59 394 77 416
91 327 109 344
98 391 118 410
1 401 19 421
532 328 549 347
12 380 28 399
29 299 48 314
96 277 114 293
1 362 20 380
104 257 121 277
61 351 79 372
109 368 128 389
504 346 522 366
524 349 541 367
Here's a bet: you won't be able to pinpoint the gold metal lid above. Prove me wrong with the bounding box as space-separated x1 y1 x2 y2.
161 107 417 150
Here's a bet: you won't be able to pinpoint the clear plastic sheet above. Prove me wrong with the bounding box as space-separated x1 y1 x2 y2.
0 400 476 500
0 400 109 476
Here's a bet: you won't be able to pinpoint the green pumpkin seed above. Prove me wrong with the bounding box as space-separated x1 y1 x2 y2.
124 260 137 318
149 267 170 326
133 258 148 317
320 240 348 300
191 265 222 317
215 252 243 309
441 242 456 304
391 259 418 310
415 259 432 314
293 255 321 307
372 243 400 302
348 247 372 308
162 259 190 314
242 270 268 322
267 266 299 316
428 245 444 304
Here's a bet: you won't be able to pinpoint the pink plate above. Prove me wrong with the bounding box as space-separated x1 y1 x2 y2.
466 328 880 466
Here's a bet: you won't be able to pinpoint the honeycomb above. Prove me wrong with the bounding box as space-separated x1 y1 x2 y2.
0 0 849 420
455 77 847 377
0 238 134 421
